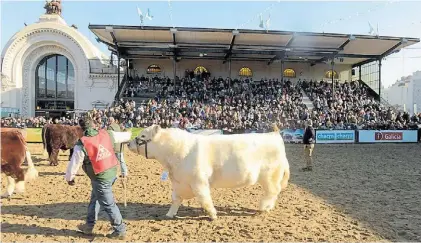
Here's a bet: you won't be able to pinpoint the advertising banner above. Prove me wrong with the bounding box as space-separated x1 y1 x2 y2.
280 129 304 143
358 130 418 143
315 130 355 144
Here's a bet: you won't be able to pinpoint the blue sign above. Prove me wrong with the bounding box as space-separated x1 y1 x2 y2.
315 130 355 144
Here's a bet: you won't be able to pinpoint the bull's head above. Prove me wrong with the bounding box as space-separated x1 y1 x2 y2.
127 124 161 159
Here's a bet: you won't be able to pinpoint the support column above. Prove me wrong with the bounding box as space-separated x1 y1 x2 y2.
331 59 335 99
281 60 284 85
117 52 121 88
228 59 232 86
359 65 362 81
173 58 177 83
126 59 129 79
378 59 382 102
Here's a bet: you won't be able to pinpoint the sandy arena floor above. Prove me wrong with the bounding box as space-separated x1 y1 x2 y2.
1 143 420 242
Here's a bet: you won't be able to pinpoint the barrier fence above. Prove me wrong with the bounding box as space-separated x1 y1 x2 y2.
17 127 420 144
24 127 143 143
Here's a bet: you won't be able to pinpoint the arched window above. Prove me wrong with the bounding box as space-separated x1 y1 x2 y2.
35 54 75 114
325 70 339 79
147 64 161 74
283 68 296 78
194 66 208 75
239 67 253 77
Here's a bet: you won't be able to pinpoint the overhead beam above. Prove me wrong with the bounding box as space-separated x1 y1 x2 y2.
286 34 296 47
381 41 403 57
223 34 237 63
338 39 351 50
171 30 179 62
352 58 376 68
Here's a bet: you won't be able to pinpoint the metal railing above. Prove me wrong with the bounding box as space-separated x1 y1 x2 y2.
88 59 122 74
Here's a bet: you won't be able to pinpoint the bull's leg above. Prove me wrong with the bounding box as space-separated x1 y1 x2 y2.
1 176 16 198
13 165 26 194
258 167 283 212
166 190 183 218
49 148 59 166
191 183 217 220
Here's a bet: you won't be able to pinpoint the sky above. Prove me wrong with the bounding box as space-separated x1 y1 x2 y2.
1 0 421 88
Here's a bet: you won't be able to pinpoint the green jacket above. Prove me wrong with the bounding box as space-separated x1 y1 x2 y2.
77 128 117 182
107 123 122 153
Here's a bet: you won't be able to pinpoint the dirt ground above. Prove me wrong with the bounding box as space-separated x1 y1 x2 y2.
1 143 420 242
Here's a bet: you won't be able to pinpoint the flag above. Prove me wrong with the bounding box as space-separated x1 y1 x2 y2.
137 7 144 25
259 14 264 28
265 14 270 31
146 8 153 20
368 22 375 35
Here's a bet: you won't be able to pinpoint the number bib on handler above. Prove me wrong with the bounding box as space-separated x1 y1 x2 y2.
80 129 118 174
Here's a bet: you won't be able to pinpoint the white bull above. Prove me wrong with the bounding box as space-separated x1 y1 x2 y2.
128 125 290 220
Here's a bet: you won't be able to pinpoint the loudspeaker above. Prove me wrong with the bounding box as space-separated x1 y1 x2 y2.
129 63 133 69
352 69 355 76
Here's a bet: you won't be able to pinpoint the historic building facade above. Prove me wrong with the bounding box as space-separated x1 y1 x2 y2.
1 9 121 118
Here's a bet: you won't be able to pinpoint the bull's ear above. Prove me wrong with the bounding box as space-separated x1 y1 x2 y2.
151 124 161 136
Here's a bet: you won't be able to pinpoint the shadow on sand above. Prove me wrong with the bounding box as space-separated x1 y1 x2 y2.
1 202 259 222
286 144 421 242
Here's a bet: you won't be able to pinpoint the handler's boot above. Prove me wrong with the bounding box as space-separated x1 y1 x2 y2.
106 231 126 240
77 224 94 235
300 166 313 172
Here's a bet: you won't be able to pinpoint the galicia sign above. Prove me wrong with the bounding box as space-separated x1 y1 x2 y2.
359 130 418 143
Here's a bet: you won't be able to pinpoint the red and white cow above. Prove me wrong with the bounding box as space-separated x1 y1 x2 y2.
1 129 38 198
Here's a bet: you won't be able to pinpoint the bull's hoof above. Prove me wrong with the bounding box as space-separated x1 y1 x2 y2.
208 215 218 221
1 194 12 199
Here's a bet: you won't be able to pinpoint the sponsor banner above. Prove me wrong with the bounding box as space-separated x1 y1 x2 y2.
24 127 143 143
280 129 304 143
26 128 43 143
316 130 355 144
359 130 418 143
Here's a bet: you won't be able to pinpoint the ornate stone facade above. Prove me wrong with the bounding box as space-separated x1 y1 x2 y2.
1 14 121 117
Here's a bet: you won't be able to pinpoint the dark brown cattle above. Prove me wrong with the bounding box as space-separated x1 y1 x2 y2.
1 129 38 198
42 124 83 166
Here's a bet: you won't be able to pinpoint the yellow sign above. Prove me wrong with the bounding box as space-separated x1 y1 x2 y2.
24 127 143 143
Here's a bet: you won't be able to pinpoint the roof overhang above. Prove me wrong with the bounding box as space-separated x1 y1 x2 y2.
89 25 420 66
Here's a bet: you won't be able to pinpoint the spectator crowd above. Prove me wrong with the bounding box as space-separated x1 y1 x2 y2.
2 75 421 133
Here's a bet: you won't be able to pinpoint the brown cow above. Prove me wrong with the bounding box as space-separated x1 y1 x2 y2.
1 129 38 198
42 124 83 166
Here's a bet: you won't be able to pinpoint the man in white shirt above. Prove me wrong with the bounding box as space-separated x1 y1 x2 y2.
65 116 131 239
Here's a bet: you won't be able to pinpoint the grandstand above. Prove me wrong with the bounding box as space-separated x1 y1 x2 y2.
89 25 419 104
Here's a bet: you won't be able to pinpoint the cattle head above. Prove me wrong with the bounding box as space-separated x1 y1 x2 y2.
128 124 161 159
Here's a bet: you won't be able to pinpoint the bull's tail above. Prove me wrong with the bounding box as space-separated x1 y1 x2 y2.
24 150 38 181
14 130 38 181
281 163 290 190
42 125 48 157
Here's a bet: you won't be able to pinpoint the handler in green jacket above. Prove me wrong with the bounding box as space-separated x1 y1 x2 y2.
65 116 131 239
107 117 128 178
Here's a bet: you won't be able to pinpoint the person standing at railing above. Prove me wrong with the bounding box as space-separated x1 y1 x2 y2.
302 120 315 172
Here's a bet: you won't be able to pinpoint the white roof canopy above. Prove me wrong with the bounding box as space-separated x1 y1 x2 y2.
89 25 420 67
